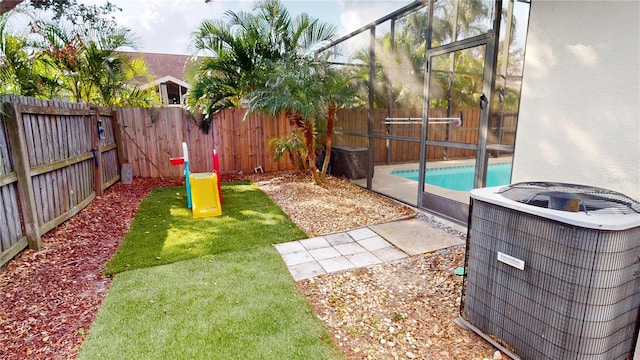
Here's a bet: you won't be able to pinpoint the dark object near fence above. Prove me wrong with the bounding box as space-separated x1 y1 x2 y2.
316 148 331 175
330 146 371 180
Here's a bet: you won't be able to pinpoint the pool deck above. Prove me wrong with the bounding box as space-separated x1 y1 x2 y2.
352 163 470 205
352 158 512 207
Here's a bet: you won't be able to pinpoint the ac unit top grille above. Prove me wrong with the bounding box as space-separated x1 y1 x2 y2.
496 182 640 215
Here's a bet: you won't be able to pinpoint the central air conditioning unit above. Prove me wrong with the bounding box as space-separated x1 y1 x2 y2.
461 182 640 360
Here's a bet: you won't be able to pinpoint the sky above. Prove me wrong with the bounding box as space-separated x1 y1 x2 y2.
93 0 415 55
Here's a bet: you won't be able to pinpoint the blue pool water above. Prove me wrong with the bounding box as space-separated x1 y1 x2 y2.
392 162 512 191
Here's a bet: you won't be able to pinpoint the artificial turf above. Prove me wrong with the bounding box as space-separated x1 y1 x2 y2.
105 180 307 275
79 180 342 359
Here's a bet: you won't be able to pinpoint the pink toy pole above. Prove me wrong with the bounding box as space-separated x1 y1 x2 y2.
213 149 222 204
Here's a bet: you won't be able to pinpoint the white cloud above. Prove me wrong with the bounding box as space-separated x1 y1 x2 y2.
109 0 245 54
81 0 413 54
138 5 163 32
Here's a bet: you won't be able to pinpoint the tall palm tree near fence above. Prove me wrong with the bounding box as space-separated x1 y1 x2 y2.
315 65 357 179
248 56 357 184
187 0 338 131
248 57 326 184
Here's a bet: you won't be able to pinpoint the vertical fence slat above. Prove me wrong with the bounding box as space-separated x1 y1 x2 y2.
90 107 103 196
0 117 10 176
23 113 36 166
60 165 69 213
132 108 146 176
8 184 22 242
220 110 233 172
157 110 170 175
112 109 126 167
0 189 10 251
45 172 54 222
38 113 50 165
4 102 42 250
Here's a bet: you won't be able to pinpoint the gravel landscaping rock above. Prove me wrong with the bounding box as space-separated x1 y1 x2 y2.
252 171 504 360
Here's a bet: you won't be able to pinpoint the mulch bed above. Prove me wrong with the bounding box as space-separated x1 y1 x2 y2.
0 178 183 360
1 172 503 360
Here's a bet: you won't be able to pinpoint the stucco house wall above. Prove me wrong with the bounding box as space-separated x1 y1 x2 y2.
512 0 639 200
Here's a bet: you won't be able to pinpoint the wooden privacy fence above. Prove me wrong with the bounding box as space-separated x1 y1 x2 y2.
115 107 298 178
0 96 120 267
119 106 517 178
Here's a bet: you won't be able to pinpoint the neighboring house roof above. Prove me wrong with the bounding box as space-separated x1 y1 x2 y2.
122 51 193 86
122 52 196 106
134 52 192 84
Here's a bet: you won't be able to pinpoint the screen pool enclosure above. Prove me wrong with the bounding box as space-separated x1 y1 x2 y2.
461 182 640 360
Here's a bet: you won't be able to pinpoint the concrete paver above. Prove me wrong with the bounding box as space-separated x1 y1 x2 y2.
309 247 341 260
277 217 464 281
288 261 326 281
318 256 355 273
370 218 464 256
347 227 378 240
324 233 354 245
281 250 313 266
300 237 330 250
357 236 392 251
346 252 383 267
334 243 367 256
371 247 409 262
275 241 305 254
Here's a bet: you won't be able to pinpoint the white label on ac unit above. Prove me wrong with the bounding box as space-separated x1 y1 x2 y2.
497 252 525 270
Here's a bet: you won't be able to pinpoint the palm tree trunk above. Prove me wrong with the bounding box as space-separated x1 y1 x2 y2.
303 122 321 185
320 103 335 179
288 111 321 185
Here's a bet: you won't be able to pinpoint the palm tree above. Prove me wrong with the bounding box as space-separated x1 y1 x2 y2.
248 55 356 184
187 16 258 126
248 57 326 184
0 2 155 106
316 65 356 179
187 0 337 130
82 29 157 107
189 0 355 183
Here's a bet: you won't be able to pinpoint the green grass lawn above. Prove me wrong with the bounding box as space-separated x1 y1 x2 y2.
105 181 307 275
79 180 343 359
79 248 342 360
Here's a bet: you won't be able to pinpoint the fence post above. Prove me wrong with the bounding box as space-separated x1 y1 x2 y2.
91 106 104 196
3 102 42 250
112 109 126 165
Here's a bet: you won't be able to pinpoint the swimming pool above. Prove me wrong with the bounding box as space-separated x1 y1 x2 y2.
392 162 512 191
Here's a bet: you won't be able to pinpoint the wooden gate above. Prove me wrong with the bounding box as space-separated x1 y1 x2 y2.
0 96 119 266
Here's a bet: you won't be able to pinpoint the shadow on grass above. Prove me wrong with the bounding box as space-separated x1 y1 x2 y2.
105 180 307 275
